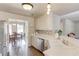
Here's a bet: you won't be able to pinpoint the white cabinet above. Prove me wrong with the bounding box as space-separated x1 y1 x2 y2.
35 13 61 31
35 14 53 30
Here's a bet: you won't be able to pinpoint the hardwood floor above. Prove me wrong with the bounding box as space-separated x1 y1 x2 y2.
27 46 44 56
8 39 44 56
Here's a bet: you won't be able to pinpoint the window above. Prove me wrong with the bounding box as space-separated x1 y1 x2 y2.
17 24 24 34
9 24 12 35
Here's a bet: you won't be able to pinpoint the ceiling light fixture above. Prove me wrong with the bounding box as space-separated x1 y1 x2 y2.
22 3 33 10
47 3 51 15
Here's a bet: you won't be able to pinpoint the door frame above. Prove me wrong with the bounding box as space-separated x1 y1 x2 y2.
5 18 28 55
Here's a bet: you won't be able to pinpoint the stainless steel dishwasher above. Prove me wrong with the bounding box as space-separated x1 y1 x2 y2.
36 38 44 52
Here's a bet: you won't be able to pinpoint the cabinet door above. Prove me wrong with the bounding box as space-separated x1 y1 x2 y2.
36 14 53 30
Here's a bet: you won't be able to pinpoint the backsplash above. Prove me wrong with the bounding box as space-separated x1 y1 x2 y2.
35 30 54 35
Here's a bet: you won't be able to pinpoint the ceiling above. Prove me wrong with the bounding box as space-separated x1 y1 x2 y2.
62 11 79 22
0 3 79 18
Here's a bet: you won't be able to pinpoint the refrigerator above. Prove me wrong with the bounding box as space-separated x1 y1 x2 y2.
0 20 8 56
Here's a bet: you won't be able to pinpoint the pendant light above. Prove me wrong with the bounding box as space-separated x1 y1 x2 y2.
47 3 51 15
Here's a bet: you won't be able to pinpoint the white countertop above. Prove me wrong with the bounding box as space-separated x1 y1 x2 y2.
43 47 79 56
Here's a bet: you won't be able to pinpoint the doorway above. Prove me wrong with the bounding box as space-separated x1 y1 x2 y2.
5 19 28 56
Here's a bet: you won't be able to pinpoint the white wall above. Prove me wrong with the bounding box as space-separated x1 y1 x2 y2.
0 11 35 46
64 19 75 35
74 22 79 38
52 14 61 32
